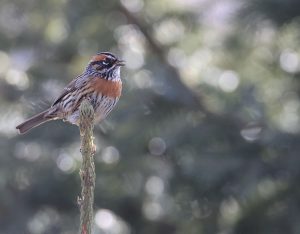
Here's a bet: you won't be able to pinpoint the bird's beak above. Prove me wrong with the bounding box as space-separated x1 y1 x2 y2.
116 60 125 66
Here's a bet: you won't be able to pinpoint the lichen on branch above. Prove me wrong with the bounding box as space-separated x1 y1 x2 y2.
78 99 96 234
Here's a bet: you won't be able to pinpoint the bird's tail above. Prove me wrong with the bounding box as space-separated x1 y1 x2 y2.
16 110 53 134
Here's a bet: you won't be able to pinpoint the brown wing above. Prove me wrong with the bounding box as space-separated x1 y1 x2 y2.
52 74 85 106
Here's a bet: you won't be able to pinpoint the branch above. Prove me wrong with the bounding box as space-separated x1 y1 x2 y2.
78 99 96 234
118 4 205 110
118 4 245 129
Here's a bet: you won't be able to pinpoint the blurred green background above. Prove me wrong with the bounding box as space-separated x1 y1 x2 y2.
1 0 300 233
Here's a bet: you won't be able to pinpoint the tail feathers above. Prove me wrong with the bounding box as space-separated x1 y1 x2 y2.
16 110 53 134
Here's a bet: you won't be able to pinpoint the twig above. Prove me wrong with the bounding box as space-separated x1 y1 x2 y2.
78 99 96 234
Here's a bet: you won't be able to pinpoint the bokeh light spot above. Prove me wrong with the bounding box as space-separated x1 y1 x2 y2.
95 209 130 234
123 50 144 70
0 51 10 74
280 49 299 73
257 179 277 198
100 146 120 165
15 142 41 161
277 97 300 133
167 48 187 68
133 70 153 89
218 70 239 92
56 153 75 173
154 19 185 45
148 137 166 156
15 168 30 190
45 17 69 43
5 69 29 90
95 209 116 230
220 197 240 224
120 0 144 12
145 176 164 196
27 208 59 234
143 201 163 221
240 124 262 142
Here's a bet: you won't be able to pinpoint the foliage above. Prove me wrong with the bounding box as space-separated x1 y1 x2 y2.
0 0 300 233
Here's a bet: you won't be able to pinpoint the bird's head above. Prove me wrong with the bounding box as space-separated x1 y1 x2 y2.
87 52 125 80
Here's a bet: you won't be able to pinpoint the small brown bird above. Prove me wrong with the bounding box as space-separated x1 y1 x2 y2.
16 52 125 134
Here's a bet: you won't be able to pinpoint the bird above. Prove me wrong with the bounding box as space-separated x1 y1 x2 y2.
16 52 125 134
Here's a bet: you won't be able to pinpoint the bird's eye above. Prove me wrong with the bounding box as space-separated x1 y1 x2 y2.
102 60 110 66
